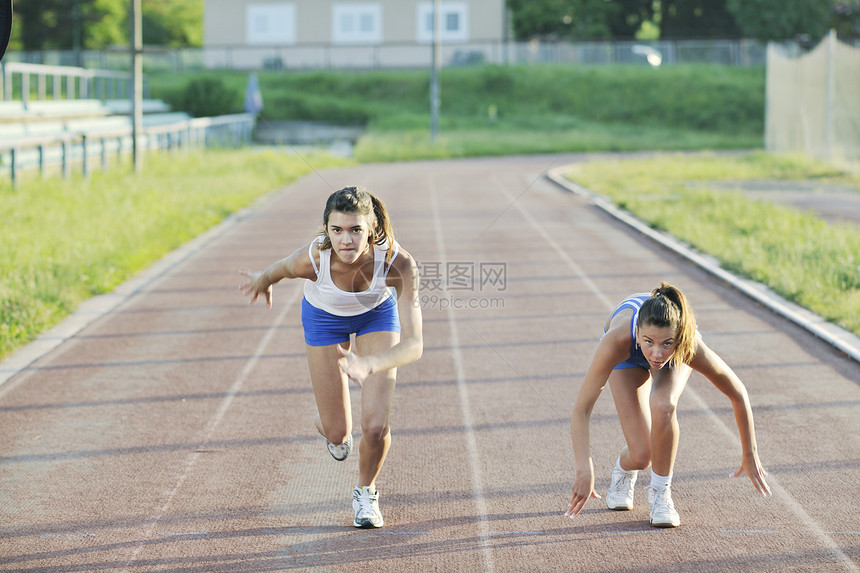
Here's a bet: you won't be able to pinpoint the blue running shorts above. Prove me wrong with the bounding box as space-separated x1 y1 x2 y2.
301 295 401 347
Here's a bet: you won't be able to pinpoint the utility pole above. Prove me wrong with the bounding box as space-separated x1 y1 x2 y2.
824 29 836 161
131 0 143 173
430 0 441 141
72 0 82 67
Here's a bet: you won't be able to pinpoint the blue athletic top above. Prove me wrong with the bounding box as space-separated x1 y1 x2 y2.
606 294 651 370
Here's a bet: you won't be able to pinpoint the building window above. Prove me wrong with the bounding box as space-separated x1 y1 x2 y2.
246 4 296 45
417 2 469 43
333 4 382 44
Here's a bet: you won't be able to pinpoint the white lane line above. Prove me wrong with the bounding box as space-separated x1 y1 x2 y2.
491 176 613 310
829 531 860 535
488 531 543 535
496 176 860 573
685 387 860 573
375 531 432 535
121 287 301 571
429 176 495 573
155 532 211 537
599 530 659 534
721 529 776 533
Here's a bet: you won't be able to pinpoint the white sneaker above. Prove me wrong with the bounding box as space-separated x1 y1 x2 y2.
605 467 638 510
353 486 384 529
646 484 680 528
325 434 352 461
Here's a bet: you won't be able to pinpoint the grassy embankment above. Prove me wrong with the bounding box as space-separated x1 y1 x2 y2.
0 150 351 360
149 63 765 160
564 152 860 336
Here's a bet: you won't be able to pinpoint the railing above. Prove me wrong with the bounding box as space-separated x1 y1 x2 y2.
0 113 255 187
0 62 142 103
3 39 780 73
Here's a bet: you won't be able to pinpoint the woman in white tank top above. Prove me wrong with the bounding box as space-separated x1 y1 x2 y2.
239 186 423 529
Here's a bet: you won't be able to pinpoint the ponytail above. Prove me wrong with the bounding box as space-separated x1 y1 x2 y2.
637 282 697 365
368 193 396 265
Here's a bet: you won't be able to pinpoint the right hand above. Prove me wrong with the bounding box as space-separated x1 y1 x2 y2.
566 471 601 517
238 268 273 308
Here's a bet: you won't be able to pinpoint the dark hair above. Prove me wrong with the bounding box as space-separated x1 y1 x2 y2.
317 186 395 264
637 282 697 365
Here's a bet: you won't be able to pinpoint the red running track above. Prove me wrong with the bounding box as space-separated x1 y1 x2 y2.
1 155 858 572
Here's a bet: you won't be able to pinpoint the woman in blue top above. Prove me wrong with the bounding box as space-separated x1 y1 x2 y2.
239 186 423 529
566 283 770 527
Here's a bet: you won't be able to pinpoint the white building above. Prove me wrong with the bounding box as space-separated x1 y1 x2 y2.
203 1 507 69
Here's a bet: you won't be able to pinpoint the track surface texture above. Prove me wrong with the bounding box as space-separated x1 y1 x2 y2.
1 155 859 572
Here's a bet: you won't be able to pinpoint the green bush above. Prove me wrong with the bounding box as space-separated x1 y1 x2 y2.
168 76 241 117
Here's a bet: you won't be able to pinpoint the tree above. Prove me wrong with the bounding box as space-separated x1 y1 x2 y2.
660 0 741 39
606 0 657 39
15 0 125 51
726 0 832 42
830 0 860 39
507 0 619 40
142 0 203 48
13 0 202 51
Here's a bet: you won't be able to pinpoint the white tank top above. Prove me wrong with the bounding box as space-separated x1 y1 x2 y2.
302 236 399 316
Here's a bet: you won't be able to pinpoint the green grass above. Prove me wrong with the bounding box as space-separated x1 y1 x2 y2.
0 149 353 360
563 152 860 335
148 63 765 160
353 124 760 162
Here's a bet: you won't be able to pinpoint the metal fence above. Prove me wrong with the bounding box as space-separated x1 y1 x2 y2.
0 113 256 187
3 39 779 73
1 62 144 103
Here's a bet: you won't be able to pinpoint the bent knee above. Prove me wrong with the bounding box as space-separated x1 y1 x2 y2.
321 424 351 445
649 397 678 421
360 420 390 444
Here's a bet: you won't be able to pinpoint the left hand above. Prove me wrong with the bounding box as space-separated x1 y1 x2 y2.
337 345 370 386
733 451 772 497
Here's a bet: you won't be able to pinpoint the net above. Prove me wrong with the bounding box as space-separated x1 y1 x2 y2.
766 31 860 166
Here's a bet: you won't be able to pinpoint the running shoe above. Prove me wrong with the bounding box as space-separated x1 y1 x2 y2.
646 484 680 528
353 486 384 529
325 434 352 461
605 467 638 510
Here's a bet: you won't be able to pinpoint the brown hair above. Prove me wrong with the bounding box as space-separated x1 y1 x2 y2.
317 186 396 264
637 282 697 366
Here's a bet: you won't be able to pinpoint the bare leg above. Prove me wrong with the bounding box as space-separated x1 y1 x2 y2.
608 367 652 470
306 341 352 446
649 363 693 476
354 330 399 489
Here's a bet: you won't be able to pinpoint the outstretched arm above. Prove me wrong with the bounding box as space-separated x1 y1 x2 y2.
690 336 771 497
238 242 317 308
567 327 628 516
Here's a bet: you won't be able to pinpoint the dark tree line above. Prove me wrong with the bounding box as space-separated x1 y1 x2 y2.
10 0 201 52
508 0 858 42
8 0 858 52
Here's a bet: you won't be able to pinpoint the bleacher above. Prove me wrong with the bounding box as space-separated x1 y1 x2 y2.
0 98 189 133
0 96 192 179
0 62 255 185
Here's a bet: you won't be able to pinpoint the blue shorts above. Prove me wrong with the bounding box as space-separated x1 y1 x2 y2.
301 295 401 347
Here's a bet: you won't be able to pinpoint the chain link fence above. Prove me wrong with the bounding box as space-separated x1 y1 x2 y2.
2 39 772 73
